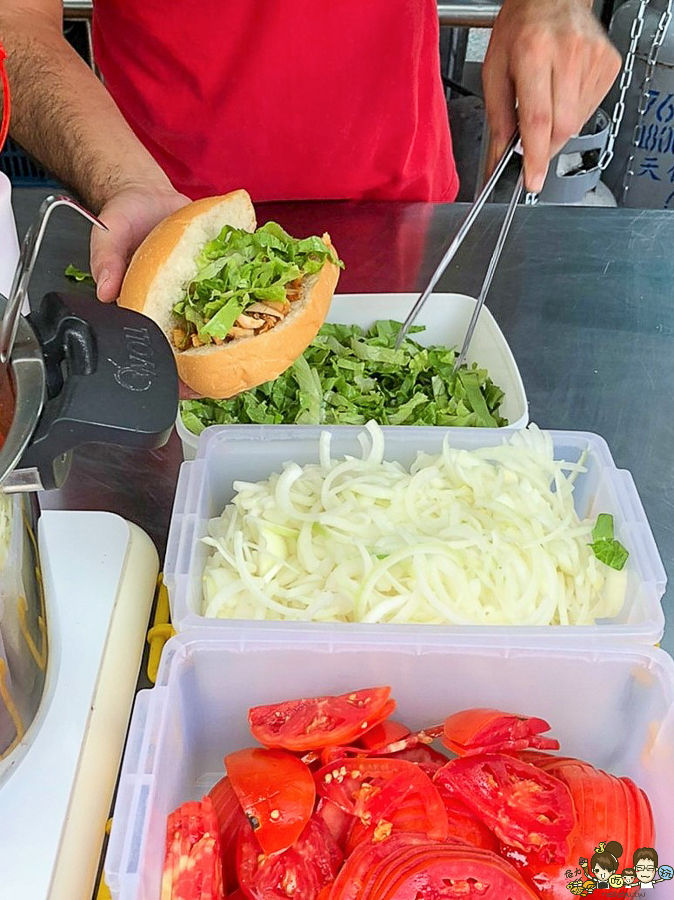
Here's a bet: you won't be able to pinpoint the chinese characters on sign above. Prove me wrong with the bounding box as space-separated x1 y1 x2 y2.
633 90 674 207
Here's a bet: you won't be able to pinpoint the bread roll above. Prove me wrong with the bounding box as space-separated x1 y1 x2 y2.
118 189 340 398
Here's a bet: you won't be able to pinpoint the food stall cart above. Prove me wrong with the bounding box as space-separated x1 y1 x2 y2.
5 187 674 898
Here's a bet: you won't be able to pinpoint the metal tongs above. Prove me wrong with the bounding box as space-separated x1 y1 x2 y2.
395 131 535 369
0 194 107 369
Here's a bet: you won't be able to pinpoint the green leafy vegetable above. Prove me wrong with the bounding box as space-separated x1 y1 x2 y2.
65 264 95 284
179 320 507 434
589 513 629 571
173 221 343 348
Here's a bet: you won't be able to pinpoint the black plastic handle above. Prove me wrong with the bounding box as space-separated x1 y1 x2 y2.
18 292 178 489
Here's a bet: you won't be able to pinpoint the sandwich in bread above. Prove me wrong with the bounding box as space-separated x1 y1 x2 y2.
118 189 342 398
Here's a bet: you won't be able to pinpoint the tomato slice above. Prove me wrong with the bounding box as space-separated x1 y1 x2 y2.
498 759 654 900
331 834 538 900
541 759 654 871
322 727 446 768
236 816 343 900
230 891 247 900
317 757 448 848
435 783 499 852
249 688 393 752
377 847 540 900
320 745 368 767
365 724 444 758
162 797 225 900
320 740 448 778
358 720 410 751
315 799 354 852
329 833 432 900
434 753 575 864
345 780 446 854
226 748 315 855
442 708 560 757
209 775 248 891
386 744 448 774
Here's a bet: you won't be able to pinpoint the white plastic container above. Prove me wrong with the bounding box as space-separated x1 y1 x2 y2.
177 293 529 459
164 426 666 642
104 634 674 900
0 173 20 300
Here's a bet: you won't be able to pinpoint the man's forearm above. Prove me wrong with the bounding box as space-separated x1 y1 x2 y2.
0 11 171 212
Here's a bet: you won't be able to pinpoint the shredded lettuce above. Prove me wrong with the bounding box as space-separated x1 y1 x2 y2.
65 264 94 284
180 320 507 433
173 222 342 347
590 513 629 571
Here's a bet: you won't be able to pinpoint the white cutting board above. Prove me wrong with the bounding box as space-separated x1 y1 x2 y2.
0 511 158 900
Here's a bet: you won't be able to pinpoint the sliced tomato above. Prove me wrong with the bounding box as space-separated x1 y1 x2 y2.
434 753 575 864
320 721 449 771
249 688 393 752
435 783 499 852
542 759 654 870
331 834 538 900
329 833 432 900
317 757 448 848
315 799 354 852
499 759 654 900
442 708 559 757
386 744 449 774
358 720 410 751
321 741 448 779
531 755 593 772
510 750 558 765
345 778 447 854
319 742 449 775
365 724 444 758
225 747 315 855
236 816 342 900
209 775 248 891
375 847 540 900
320 745 367 767
230 891 247 900
163 797 224 900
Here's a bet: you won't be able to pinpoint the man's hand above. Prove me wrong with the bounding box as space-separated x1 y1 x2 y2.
91 182 190 302
483 0 621 192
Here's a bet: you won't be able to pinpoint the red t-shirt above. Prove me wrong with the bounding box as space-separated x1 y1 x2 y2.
92 1 459 203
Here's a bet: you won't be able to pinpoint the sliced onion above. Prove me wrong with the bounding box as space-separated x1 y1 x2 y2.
201 424 626 626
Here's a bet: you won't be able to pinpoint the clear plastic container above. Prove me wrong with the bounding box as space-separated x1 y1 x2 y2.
176 293 529 459
104 633 674 900
164 425 667 643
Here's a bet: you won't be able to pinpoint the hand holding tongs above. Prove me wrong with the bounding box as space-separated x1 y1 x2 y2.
395 131 535 370
0 194 107 369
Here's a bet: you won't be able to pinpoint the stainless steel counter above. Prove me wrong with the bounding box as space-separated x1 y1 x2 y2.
13 188 674 651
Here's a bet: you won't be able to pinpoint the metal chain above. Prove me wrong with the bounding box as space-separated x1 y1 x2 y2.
620 0 674 202
598 0 650 171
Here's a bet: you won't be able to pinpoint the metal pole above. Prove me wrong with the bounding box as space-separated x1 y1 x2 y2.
62 1 504 27
437 3 501 27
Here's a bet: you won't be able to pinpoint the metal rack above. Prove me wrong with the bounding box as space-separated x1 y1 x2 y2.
62 0 504 27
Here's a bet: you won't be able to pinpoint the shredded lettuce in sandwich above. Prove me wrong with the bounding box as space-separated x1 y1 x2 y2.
180 320 507 432
171 222 342 350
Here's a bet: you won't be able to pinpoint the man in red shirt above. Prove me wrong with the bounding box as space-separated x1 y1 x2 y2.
1 0 618 302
